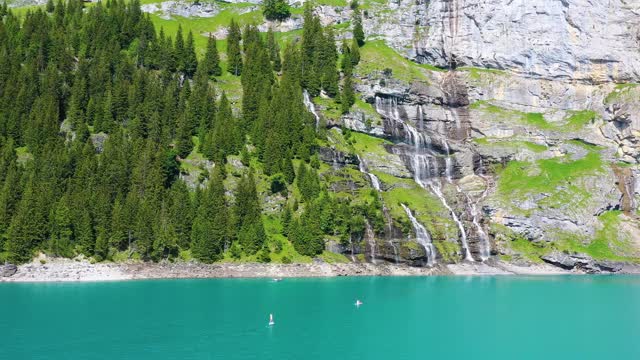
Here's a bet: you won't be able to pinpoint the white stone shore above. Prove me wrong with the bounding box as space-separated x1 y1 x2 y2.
0 257 588 283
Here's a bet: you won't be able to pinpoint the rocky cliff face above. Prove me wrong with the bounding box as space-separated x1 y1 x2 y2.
318 0 640 270
415 0 640 83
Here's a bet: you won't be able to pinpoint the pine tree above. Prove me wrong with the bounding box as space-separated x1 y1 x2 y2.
49 198 74 258
75 208 95 256
352 7 365 46
350 37 361 65
46 0 55 13
183 31 198 78
234 171 265 254
227 20 243 76
203 34 222 77
175 115 194 158
174 25 185 72
6 181 48 264
320 27 339 97
152 204 178 261
94 227 109 261
341 51 355 114
191 168 227 262
266 28 281 72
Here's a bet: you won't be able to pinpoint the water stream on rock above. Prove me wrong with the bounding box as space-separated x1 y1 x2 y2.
375 95 475 262
364 221 377 264
401 204 436 266
388 240 400 264
303 89 320 130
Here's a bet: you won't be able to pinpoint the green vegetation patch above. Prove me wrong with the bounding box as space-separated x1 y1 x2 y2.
565 110 597 129
434 241 461 263
149 4 263 51
473 138 547 153
319 250 351 263
374 172 457 242
497 148 604 212
554 211 639 262
357 40 430 82
604 83 640 104
471 101 599 132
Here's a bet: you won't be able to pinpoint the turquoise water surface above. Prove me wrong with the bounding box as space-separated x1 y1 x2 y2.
2 276 640 359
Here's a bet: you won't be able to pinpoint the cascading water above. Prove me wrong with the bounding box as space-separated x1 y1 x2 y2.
401 204 436 266
303 89 320 130
357 155 397 263
413 157 474 262
388 240 400 264
364 221 377 264
445 139 491 261
375 94 475 262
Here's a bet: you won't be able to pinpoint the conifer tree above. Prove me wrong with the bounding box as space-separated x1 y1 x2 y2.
6 181 48 264
234 171 265 254
46 0 55 13
49 198 73 257
152 204 178 261
227 20 243 76
183 31 198 78
266 28 282 72
191 168 227 262
174 25 185 71
350 37 361 65
76 208 95 256
352 7 365 46
203 34 222 77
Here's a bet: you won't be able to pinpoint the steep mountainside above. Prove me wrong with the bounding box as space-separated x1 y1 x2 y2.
2 0 639 273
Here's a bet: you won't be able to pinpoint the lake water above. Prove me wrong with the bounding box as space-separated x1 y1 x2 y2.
2 276 640 359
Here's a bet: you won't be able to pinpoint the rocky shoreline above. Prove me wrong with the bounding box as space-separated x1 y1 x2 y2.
4 257 640 283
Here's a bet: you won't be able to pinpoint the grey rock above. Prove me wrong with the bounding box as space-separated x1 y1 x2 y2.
0 264 17 277
415 0 640 83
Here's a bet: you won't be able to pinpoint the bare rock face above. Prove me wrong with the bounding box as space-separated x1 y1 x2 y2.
415 0 640 83
1 264 18 277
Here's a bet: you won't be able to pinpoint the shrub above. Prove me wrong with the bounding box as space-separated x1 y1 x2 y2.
263 0 291 21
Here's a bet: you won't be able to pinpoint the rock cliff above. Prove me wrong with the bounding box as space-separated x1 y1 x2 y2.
314 0 640 270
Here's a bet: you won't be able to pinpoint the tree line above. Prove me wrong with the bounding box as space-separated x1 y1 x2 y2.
0 0 375 265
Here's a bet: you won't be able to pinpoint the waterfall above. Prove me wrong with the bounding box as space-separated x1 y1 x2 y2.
303 89 320 130
410 152 474 262
388 240 400 264
401 204 436 266
364 221 377 264
443 140 453 183
358 156 382 191
374 94 475 262
348 234 356 262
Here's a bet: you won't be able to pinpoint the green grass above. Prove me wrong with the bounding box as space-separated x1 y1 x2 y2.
471 100 598 132
474 138 547 153
262 215 313 263
319 250 351 263
565 110 597 129
149 4 263 51
357 40 431 82
497 149 604 210
459 66 507 80
349 131 392 157
434 241 461 263
554 211 639 262
604 83 640 104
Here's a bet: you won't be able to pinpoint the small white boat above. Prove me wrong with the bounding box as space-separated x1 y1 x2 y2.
268 313 275 326
272 278 282 282
355 300 363 307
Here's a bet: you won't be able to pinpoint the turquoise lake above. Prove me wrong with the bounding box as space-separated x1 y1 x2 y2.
2 276 640 359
